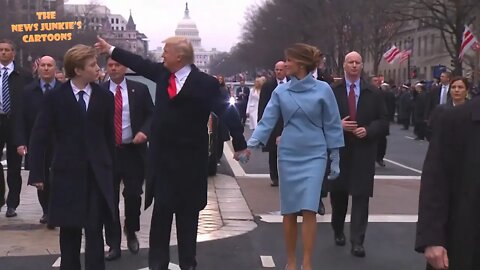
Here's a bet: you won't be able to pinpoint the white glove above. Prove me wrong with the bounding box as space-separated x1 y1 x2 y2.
327 148 340 180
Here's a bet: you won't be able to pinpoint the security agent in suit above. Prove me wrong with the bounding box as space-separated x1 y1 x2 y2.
425 71 451 122
235 79 250 125
329 52 388 257
28 45 115 270
0 39 33 217
95 36 250 270
102 57 154 260
15 56 60 227
258 61 288 187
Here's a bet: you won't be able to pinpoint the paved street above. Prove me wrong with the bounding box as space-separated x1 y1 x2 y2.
0 123 429 269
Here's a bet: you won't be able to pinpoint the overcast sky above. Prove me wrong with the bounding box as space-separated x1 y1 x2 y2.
65 0 264 52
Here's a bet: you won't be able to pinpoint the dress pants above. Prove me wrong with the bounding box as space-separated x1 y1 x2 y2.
0 115 22 209
37 166 50 215
105 144 144 250
268 148 279 185
60 168 108 270
376 136 387 161
330 190 369 245
149 202 199 270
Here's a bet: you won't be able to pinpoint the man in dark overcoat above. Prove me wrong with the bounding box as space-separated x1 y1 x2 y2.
258 61 287 187
416 96 480 270
95 36 250 270
329 51 388 257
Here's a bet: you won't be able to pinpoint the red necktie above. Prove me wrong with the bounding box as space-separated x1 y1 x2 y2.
168 73 177 99
348 83 357 121
114 85 122 145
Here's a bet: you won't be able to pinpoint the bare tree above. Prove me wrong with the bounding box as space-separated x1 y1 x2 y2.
392 0 480 75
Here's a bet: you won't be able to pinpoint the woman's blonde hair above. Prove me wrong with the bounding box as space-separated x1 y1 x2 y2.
285 43 322 73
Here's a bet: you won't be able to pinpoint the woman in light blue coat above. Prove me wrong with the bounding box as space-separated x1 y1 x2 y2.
248 44 344 270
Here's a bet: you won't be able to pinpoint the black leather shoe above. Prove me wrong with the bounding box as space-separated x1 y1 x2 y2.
376 160 386 167
270 181 279 187
317 201 325 216
105 248 121 261
334 232 346 246
39 214 48 224
351 244 366 257
125 231 139 254
5 207 17 218
46 224 56 230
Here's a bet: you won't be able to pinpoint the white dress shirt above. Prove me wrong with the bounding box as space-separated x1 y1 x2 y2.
109 79 133 143
277 78 287 85
0 62 14 113
440 84 449 105
70 80 92 110
173 65 192 94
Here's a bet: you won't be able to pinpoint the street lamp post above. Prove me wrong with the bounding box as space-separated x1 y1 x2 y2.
407 37 412 84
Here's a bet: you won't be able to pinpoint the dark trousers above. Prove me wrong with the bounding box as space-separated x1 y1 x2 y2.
37 165 50 214
399 118 410 129
0 116 22 209
377 136 387 161
268 148 278 185
414 122 426 140
105 145 144 250
60 169 108 270
149 203 199 270
330 190 369 245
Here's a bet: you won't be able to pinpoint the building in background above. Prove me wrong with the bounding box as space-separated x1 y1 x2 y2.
173 3 219 73
64 4 149 58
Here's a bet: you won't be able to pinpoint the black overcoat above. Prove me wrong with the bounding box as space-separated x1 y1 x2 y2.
330 79 388 197
416 97 480 270
111 48 247 212
28 82 115 227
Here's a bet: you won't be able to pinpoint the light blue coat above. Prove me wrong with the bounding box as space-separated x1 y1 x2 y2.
248 74 344 214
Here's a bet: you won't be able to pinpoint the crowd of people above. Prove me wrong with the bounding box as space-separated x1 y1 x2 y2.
0 33 479 270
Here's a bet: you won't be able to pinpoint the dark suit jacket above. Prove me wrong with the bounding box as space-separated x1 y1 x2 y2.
4 63 33 126
101 79 154 160
28 81 115 227
258 78 286 151
235 86 250 104
330 79 388 197
15 79 61 169
425 85 449 121
111 48 247 212
416 97 480 269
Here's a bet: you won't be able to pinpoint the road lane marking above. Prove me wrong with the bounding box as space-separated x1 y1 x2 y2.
383 158 422 174
138 263 180 270
259 214 418 223
224 143 422 177
240 174 421 180
52 257 61 268
260 255 276 268
223 142 246 177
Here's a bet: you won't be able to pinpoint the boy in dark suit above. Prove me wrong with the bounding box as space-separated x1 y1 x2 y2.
28 45 115 270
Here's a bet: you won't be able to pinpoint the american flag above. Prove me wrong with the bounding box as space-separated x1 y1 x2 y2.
383 45 400 64
399 44 413 64
459 25 478 60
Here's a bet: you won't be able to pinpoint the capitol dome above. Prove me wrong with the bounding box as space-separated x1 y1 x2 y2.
175 2 202 49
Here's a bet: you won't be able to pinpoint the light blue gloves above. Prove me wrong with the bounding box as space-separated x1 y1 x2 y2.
327 148 340 180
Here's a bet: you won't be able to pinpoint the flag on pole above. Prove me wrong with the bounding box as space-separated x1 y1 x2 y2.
399 43 413 63
383 45 400 64
459 25 478 60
